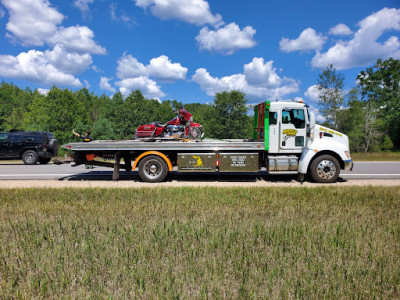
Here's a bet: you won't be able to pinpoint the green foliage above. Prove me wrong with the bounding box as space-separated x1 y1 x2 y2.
357 58 400 148
207 91 252 139
92 118 116 140
317 64 345 129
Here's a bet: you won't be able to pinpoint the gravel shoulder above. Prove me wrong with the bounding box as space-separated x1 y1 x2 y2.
0 179 399 189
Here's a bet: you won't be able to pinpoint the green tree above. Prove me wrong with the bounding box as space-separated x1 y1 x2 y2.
24 87 89 144
207 91 252 139
357 58 400 148
317 64 345 129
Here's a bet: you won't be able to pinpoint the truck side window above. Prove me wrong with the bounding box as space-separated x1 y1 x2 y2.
0 133 8 141
282 109 305 128
269 112 277 125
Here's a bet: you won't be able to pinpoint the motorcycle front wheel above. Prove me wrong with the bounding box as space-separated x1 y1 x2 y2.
188 127 203 140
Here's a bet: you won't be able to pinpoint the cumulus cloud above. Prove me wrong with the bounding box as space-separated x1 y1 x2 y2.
116 53 188 82
115 53 188 98
49 25 106 55
312 8 400 70
135 0 222 27
0 7 5 18
0 0 106 87
280 28 326 53
116 53 149 79
244 58 281 87
304 85 320 102
37 88 50 95
147 55 188 82
1 0 64 46
74 0 93 14
192 59 299 100
328 23 353 36
0 50 82 87
116 77 165 99
44 45 92 74
196 23 256 54
99 77 116 93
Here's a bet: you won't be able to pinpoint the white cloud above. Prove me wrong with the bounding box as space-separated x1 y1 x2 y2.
0 50 82 87
1 0 106 87
116 53 148 79
0 7 5 18
99 77 116 93
244 58 281 87
74 0 93 13
329 23 353 36
196 23 256 54
312 8 400 70
116 77 165 99
1 0 64 46
37 88 49 95
147 55 188 82
44 45 92 74
304 85 320 102
116 53 187 82
280 28 326 53
192 59 299 100
135 0 222 27
49 25 106 55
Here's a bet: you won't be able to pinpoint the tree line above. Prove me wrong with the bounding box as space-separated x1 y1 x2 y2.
0 58 398 152
317 58 399 152
0 84 252 145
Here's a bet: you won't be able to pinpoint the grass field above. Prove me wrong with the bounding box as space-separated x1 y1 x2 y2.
351 152 400 161
0 187 399 298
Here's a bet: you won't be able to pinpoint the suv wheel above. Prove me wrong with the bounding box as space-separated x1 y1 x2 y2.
22 150 39 165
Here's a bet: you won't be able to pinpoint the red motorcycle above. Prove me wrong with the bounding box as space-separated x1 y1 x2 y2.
134 107 203 140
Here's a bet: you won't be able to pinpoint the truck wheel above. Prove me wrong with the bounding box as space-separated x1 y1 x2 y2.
310 155 340 183
39 157 51 164
22 150 39 165
138 155 168 183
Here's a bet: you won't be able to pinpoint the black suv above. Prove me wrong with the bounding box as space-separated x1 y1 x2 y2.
0 131 58 164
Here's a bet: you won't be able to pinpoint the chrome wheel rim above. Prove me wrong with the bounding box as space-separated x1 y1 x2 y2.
144 159 162 178
25 152 36 164
317 160 336 179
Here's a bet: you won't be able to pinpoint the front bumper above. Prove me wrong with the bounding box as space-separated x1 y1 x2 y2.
344 160 353 171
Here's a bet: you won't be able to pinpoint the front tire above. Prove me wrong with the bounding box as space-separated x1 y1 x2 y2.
22 150 39 165
310 155 340 183
138 155 168 183
188 127 202 140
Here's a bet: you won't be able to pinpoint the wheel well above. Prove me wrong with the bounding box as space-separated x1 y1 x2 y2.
309 150 344 171
133 151 173 171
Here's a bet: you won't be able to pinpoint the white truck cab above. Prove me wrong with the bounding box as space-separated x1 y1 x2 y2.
255 100 353 182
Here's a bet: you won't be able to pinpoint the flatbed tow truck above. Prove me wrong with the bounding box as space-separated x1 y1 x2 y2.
62 100 353 183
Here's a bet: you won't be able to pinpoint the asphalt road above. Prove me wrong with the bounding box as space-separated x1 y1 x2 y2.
0 161 399 181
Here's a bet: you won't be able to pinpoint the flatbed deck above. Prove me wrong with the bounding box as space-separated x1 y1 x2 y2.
63 138 265 152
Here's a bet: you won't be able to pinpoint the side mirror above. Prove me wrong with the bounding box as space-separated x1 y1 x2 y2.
309 112 315 129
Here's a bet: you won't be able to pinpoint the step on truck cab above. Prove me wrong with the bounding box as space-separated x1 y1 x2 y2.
62 100 353 183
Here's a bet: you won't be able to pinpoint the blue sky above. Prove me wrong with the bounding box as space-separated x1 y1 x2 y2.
0 0 399 118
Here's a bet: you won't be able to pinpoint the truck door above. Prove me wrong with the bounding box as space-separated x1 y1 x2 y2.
280 108 307 150
0 133 9 157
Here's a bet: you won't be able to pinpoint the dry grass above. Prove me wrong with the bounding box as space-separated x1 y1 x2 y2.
0 187 399 298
